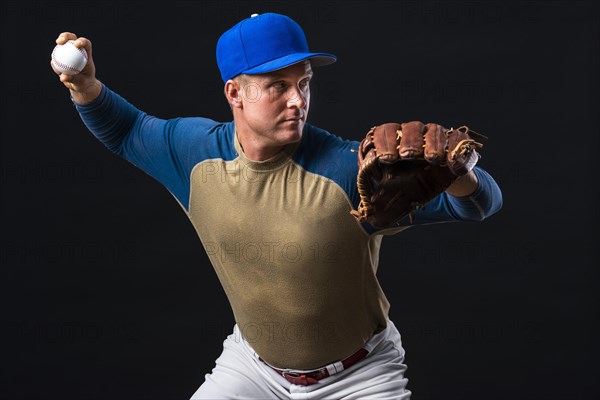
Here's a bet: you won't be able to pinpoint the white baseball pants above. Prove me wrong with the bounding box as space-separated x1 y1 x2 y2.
190 320 412 399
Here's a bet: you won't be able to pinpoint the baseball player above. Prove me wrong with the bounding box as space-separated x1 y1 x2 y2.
51 12 502 400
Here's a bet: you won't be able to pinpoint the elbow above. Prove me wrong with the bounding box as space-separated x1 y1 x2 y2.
470 167 503 221
483 197 503 221
491 190 503 216
478 185 503 221
454 186 502 222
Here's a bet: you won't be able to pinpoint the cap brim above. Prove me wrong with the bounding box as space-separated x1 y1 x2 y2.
242 53 337 76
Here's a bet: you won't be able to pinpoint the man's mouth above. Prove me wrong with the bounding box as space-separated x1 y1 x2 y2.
284 116 303 123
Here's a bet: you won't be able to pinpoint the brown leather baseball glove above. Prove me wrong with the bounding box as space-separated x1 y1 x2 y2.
351 121 486 228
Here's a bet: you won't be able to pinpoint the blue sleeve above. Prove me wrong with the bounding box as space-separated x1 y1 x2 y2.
403 166 503 226
292 124 360 206
73 84 227 209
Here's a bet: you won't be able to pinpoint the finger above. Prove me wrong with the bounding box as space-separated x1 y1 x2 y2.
59 73 74 83
56 32 78 45
72 36 93 58
50 59 61 75
399 121 425 159
372 123 401 163
445 127 481 176
423 123 447 164
359 126 376 165
50 60 72 80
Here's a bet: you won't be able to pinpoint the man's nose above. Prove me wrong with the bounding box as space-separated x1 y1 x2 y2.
286 86 307 108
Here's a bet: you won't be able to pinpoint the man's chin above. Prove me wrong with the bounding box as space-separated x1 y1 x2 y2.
280 124 304 143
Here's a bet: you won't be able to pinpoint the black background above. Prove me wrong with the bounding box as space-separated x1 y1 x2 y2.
1 1 598 399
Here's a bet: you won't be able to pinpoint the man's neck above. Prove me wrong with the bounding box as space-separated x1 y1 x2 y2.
236 130 285 161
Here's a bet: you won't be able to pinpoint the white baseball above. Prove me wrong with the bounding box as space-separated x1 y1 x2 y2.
51 40 88 75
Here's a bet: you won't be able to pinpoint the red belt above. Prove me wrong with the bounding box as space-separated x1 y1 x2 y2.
263 348 369 386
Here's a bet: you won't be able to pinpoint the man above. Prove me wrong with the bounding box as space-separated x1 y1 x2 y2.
52 12 502 400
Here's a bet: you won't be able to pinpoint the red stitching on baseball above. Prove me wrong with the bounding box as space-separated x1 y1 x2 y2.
52 58 81 72
52 41 87 73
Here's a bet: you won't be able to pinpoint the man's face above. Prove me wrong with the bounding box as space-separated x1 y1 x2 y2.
237 61 313 147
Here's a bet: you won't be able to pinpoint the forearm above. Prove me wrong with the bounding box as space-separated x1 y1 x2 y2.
445 170 478 197
74 83 143 154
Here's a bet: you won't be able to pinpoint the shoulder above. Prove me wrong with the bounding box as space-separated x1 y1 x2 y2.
292 123 359 192
166 116 228 135
165 118 237 161
293 124 359 170
300 123 359 152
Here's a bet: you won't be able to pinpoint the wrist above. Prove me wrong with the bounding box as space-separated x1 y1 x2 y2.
70 79 102 105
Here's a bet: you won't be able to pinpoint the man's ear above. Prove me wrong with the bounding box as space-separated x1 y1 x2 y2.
224 80 243 108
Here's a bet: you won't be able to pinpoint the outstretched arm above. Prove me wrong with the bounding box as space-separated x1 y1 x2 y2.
50 32 222 209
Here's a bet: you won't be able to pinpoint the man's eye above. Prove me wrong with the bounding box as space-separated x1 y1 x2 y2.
272 82 286 89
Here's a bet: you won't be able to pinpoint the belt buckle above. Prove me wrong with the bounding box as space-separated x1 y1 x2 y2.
281 372 319 386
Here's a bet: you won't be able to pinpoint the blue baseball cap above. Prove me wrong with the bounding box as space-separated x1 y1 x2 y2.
216 12 337 82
